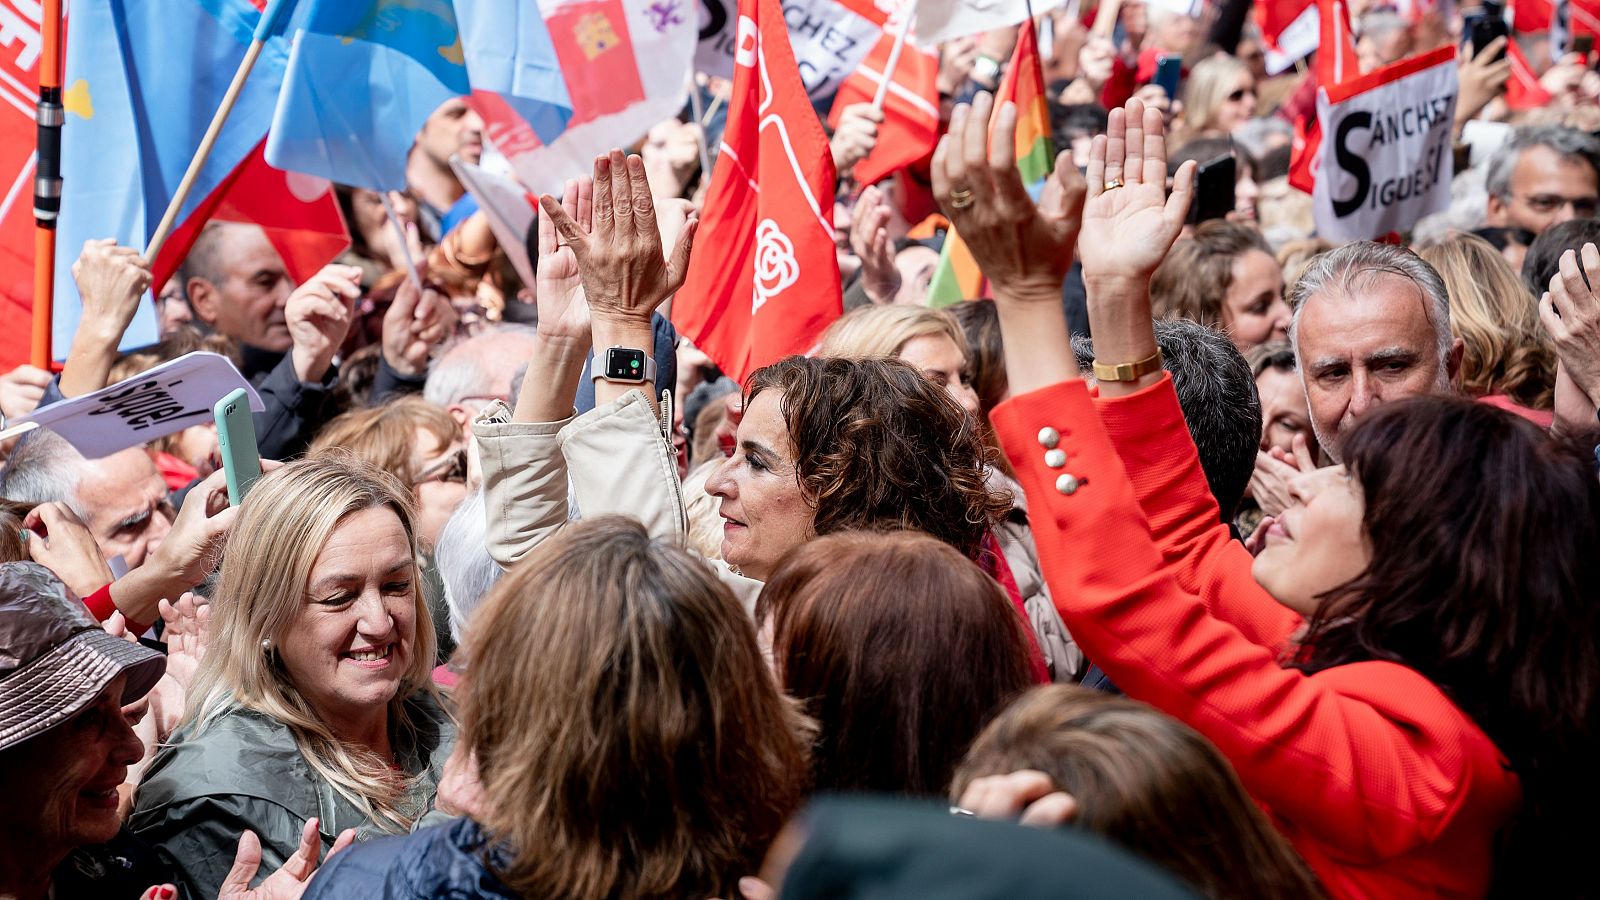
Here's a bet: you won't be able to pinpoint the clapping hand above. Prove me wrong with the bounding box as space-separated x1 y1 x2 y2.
1540 243 1600 433
535 177 595 345
537 150 697 332
1078 98 1195 287
932 92 1087 304
71 238 152 342
849 185 902 304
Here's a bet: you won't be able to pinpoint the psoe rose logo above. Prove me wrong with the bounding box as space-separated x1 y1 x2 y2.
752 218 799 314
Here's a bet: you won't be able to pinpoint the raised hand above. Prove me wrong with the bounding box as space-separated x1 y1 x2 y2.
63 239 155 397
1541 243 1600 433
535 176 594 344
1454 36 1510 136
286 264 365 383
0 364 51 418
849 185 902 304
932 92 1088 304
1078 98 1195 286
830 102 883 175
537 150 697 332
381 269 456 377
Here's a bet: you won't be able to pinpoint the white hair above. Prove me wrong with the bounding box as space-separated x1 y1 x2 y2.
0 428 86 517
432 487 502 644
422 324 539 408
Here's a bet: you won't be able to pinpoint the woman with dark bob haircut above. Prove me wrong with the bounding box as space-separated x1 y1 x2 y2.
302 516 811 898
759 530 1035 797
939 95 1600 896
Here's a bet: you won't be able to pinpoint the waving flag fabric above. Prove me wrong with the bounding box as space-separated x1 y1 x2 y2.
928 22 1054 309
697 0 884 100
54 0 295 355
266 0 474 191
673 0 841 384
472 0 695 196
1288 0 1360 194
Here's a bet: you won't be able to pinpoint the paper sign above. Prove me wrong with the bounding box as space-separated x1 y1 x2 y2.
1312 47 1458 242
450 158 538 289
697 0 885 99
16 352 263 458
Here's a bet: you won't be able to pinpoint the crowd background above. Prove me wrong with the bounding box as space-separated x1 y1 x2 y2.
1 0 1600 897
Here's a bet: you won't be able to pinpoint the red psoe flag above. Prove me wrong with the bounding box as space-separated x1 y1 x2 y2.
672 0 842 384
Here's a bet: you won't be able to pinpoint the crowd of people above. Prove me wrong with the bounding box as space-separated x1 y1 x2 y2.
2 1 1599 897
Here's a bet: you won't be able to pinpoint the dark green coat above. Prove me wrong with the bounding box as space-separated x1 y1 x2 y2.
129 691 455 900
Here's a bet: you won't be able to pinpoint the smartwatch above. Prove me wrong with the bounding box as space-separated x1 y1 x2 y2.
590 346 657 384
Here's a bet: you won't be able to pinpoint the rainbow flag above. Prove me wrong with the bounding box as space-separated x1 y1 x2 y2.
927 20 1055 308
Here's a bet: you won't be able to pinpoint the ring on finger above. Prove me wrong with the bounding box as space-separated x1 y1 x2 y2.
1104 177 1125 191
948 186 976 209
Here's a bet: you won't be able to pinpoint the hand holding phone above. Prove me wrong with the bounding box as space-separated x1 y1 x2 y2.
1187 155 1237 225
213 388 262 506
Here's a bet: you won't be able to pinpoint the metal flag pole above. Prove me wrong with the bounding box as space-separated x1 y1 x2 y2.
32 0 64 368
143 0 296 262
686 70 714 181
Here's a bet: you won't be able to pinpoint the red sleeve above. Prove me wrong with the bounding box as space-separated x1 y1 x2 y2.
990 377 1516 864
82 583 151 636
1093 377 1301 649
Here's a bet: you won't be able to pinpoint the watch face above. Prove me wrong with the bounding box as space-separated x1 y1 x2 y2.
605 348 648 381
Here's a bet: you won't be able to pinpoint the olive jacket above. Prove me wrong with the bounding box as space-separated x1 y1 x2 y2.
129 692 455 900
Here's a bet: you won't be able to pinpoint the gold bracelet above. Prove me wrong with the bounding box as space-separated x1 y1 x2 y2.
1092 349 1164 383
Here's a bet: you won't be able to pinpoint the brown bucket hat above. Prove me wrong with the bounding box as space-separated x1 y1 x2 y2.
0 561 165 752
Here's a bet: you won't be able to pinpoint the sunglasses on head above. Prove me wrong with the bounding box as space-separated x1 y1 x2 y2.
1227 87 1255 102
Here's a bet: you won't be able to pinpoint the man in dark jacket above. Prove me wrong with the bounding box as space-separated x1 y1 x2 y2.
181 222 360 458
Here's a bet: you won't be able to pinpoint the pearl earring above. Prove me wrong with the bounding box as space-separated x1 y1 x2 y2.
261 638 273 651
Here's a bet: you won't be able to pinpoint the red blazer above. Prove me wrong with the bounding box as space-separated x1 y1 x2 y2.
991 374 1520 899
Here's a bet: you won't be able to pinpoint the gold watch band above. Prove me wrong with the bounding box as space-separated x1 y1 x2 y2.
1092 349 1164 383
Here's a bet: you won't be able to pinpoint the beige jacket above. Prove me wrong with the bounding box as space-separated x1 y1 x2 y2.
474 391 763 614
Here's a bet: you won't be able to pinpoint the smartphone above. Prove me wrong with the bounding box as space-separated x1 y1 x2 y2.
1465 2 1509 62
1188 154 1236 225
1153 54 1183 100
213 387 262 506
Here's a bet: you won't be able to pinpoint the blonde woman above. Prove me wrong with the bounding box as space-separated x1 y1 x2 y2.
131 458 452 899
816 304 980 415
1178 54 1256 140
300 516 809 899
1418 234 1556 417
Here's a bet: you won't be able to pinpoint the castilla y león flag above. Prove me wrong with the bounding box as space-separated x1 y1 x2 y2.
672 0 841 384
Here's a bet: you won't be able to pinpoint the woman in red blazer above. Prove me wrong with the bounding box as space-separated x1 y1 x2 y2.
930 94 1600 897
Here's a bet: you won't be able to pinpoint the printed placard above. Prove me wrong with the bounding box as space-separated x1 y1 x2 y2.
16 352 263 458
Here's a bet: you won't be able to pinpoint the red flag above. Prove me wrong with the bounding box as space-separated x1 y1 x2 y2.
154 141 349 296
1316 0 1360 87
0 2 46 369
1505 39 1555 109
1288 0 1359 196
673 0 842 384
827 31 940 188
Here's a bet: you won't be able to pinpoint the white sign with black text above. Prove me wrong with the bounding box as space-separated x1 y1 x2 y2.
15 352 263 458
1312 47 1458 242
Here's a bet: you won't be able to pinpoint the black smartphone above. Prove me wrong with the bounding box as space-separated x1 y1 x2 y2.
1153 54 1182 100
1465 2 1509 62
1188 154 1236 225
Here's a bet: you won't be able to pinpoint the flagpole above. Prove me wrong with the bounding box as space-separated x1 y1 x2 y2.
686 71 714 182
380 191 425 296
873 3 920 112
143 0 296 262
32 0 64 369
